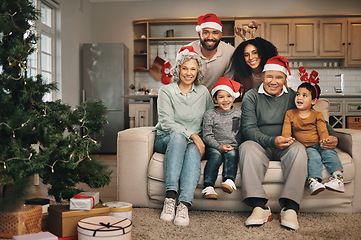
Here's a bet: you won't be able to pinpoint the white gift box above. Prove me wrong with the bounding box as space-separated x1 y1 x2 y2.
12 231 58 240
104 201 133 220
70 192 99 210
77 216 132 240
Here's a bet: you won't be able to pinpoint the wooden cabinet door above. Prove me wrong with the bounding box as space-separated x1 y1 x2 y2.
234 20 265 47
319 19 347 57
266 21 291 57
266 19 318 57
346 18 361 66
292 20 318 57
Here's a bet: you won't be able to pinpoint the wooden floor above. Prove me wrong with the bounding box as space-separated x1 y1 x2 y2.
28 154 118 203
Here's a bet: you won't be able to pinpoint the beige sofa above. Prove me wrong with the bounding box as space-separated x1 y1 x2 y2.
117 99 361 213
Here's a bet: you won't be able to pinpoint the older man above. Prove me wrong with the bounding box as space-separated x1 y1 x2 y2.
187 13 234 91
239 56 338 230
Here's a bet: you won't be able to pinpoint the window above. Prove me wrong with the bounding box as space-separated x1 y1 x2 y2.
28 0 59 102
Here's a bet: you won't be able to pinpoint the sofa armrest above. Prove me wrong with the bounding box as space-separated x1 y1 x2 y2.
335 128 361 212
117 127 156 207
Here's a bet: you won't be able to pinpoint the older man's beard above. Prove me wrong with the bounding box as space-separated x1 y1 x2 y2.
200 38 221 51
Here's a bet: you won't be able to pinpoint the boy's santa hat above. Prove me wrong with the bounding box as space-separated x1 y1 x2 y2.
196 13 222 32
211 77 241 99
262 56 292 80
176 46 199 61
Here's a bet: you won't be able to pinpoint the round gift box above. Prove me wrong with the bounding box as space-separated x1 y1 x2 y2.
77 216 132 240
104 201 133 220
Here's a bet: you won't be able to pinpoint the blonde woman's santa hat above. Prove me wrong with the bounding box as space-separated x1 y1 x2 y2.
211 77 241 99
196 13 223 32
262 56 292 80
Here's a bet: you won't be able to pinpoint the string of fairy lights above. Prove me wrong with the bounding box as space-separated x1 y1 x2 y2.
1 8 101 174
0 106 99 173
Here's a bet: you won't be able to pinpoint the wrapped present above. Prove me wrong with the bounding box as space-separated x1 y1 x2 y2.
48 204 109 238
12 231 57 240
70 192 99 210
25 198 50 214
77 216 132 240
104 201 133 220
0 205 42 238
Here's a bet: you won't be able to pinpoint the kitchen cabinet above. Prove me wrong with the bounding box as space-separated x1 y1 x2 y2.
346 18 361 66
325 96 361 129
265 19 318 57
133 15 361 70
319 19 347 57
133 17 235 71
129 102 150 128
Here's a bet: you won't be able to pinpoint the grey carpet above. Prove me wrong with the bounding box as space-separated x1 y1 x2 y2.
131 208 361 240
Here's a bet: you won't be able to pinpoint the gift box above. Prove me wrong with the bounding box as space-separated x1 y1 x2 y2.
48 204 109 238
12 231 58 240
70 192 99 211
0 205 42 238
77 216 132 240
104 201 133 220
25 198 50 214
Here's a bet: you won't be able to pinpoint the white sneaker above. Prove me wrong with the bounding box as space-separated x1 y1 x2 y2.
245 206 273 227
279 208 299 230
173 202 189 226
324 176 345 193
309 178 325 195
201 186 218 200
221 179 237 194
160 198 176 222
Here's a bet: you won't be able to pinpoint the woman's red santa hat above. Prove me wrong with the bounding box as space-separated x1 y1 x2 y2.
211 77 241 99
262 56 292 80
176 46 199 61
196 13 223 32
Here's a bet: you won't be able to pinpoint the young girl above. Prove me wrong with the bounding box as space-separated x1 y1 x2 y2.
282 67 344 195
201 77 242 199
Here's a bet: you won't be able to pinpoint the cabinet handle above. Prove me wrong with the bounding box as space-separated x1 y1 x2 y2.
342 43 345 45
289 43 295 46
348 42 351 45
357 106 361 110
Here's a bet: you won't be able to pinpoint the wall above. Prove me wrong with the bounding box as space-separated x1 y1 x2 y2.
58 0 92 107
59 0 361 105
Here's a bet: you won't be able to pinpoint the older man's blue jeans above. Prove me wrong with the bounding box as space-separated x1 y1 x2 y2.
203 147 238 188
306 143 343 180
154 132 201 206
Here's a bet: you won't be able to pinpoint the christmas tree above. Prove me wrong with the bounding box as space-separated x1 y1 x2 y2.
0 0 111 212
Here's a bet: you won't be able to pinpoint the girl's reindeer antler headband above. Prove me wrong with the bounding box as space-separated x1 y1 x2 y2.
298 66 320 97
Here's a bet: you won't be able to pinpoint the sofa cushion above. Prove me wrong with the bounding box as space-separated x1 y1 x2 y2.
148 147 354 187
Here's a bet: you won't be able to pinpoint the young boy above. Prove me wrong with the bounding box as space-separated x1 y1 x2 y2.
201 77 242 200
281 68 344 195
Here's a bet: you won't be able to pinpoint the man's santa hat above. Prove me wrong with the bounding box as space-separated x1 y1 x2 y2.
176 46 199 61
262 56 292 80
211 77 241 99
196 13 222 32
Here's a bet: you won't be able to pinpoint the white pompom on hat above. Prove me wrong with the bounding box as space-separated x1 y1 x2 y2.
195 13 223 32
262 56 292 80
211 77 242 99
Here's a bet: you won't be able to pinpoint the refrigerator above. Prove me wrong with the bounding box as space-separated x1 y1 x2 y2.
82 43 129 153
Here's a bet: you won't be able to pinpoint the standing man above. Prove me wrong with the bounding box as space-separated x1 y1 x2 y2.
188 13 234 91
239 56 338 230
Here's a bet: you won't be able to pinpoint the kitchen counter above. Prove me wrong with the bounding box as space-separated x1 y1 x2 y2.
122 94 158 126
